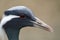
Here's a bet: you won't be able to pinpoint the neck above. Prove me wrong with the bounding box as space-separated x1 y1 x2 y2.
4 28 20 40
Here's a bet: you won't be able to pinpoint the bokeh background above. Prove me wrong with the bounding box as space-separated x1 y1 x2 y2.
0 0 60 40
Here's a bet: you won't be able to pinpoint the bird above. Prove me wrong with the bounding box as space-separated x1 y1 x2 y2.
0 6 53 40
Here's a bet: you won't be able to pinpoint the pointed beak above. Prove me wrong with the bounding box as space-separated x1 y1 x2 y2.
31 17 53 32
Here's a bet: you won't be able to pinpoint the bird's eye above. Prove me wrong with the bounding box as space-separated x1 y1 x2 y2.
20 15 26 19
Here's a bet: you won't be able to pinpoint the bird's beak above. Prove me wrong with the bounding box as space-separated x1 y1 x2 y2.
31 17 53 32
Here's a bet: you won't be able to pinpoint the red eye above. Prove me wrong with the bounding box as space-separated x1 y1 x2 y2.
20 15 26 19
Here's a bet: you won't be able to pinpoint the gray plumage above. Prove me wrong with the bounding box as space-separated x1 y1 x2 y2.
0 6 53 40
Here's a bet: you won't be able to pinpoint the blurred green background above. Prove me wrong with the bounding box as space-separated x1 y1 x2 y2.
0 0 60 40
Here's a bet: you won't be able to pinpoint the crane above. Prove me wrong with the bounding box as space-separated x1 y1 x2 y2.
0 6 53 40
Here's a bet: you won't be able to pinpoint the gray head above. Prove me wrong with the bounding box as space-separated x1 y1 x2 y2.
4 6 36 28
1 6 53 40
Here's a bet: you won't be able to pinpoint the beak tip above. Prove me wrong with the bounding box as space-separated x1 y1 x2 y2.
49 28 54 32
46 26 54 32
